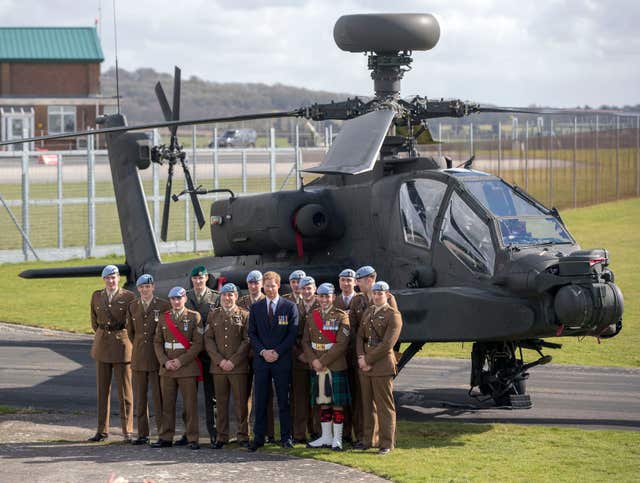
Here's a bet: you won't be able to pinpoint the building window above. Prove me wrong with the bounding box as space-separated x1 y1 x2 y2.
47 106 76 134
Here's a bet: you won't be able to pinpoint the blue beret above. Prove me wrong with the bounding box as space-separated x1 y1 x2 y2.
168 286 186 298
299 276 316 288
355 265 376 279
372 281 390 292
220 283 238 294
289 269 306 281
190 265 208 277
136 274 154 286
339 268 356 278
246 270 263 283
317 283 335 295
101 265 119 278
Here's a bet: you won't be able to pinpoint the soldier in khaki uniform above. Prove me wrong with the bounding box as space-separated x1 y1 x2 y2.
88 265 135 443
205 283 251 448
291 275 320 442
126 274 170 445
334 268 361 446
355 281 402 455
184 265 220 446
152 286 203 450
303 283 351 451
282 269 305 304
238 270 275 444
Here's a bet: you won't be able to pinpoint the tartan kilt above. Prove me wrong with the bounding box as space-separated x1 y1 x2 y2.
309 369 351 407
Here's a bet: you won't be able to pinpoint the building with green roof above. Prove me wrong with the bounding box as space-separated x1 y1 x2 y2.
0 26 115 150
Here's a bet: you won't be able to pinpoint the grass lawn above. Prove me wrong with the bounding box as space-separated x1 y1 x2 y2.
267 421 640 482
0 198 638 367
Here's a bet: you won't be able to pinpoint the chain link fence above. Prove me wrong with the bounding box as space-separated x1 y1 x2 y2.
1 115 638 262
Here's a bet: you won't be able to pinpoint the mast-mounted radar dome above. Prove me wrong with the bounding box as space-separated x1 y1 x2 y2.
333 13 440 54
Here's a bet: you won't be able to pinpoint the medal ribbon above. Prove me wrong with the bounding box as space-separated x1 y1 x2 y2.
312 309 337 344
164 312 203 382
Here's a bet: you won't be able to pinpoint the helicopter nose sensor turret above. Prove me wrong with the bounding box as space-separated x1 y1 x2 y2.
333 13 441 98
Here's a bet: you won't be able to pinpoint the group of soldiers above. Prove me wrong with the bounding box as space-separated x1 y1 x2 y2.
88 263 403 455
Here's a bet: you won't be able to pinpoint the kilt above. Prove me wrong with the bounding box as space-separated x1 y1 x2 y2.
310 369 351 407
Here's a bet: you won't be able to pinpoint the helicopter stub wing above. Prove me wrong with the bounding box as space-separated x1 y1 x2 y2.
303 109 395 175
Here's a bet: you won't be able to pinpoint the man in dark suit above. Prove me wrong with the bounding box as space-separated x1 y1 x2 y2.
247 271 298 451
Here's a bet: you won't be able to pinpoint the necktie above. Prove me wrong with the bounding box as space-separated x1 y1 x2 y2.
268 301 274 320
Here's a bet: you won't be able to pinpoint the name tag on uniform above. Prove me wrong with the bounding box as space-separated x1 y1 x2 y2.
278 315 288 325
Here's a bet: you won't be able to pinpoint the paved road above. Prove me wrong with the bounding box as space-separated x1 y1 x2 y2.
1 322 638 431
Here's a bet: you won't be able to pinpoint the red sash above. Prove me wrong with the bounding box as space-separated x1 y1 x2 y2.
312 309 337 344
164 312 203 382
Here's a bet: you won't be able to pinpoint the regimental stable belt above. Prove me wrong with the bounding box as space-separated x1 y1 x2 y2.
164 342 185 350
311 342 334 351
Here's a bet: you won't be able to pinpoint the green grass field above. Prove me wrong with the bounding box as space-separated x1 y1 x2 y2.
0 198 638 366
266 421 640 482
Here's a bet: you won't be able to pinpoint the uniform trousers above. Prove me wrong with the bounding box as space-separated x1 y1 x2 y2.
96 361 133 435
291 367 312 439
160 376 199 443
344 356 364 442
200 352 217 438
253 365 291 444
132 369 162 437
359 374 396 450
247 362 275 438
214 373 249 442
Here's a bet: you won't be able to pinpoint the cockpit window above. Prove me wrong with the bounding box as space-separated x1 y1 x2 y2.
464 179 574 246
440 192 495 275
399 179 447 249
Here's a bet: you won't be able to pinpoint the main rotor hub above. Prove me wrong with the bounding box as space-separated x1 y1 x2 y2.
333 13 440 98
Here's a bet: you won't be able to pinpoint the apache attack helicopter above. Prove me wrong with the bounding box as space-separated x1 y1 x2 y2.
5 13 624 406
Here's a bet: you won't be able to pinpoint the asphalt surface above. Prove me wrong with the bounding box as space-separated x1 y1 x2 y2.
1 322 638 431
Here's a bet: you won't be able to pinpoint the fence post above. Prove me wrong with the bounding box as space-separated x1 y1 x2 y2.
329 124 333 147
87 133 96 258
615 115 620 200
270 127 276 192
573 117 577 208
637 115 639 197
438 123 442 159
57 153 64 248
469 121 474 158
241 150 247 193
192 124 197 252
548 119 553 207
21 138 29 261
524 120 529 191
498 122 502 176
295 122 301 189
595 115 599 203
214 127 219 189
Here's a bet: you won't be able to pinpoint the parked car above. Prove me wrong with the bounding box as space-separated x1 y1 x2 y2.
209 128 257 148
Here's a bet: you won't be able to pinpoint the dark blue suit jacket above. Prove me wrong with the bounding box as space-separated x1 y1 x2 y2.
248 296 298 369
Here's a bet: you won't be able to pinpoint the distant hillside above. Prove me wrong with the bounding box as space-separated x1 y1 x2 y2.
100 67 355 129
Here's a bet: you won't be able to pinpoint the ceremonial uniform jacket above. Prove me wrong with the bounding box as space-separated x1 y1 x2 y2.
204 306 250 374
356 304 402 377
348 292 398 341
154 308 203 378
238 293 265 311
302 306 350 372
283 292 302 304
90 288 136 363
126 296 171 371
186 287 220 328
294 298 320 369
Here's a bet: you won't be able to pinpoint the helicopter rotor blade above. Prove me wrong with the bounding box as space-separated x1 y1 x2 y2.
160 163 174 242
181 159 206 229
154 81 174 123
171 67 181 143
0 111 298 147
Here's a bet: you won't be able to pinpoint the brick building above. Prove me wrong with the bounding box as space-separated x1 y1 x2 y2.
0 27 115 150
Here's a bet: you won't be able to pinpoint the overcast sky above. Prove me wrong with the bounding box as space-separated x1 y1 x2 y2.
1 0 638 107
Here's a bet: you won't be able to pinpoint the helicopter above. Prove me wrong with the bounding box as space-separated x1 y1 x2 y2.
4 13 624 407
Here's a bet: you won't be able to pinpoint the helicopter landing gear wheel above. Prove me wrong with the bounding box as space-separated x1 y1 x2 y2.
470 341 530 407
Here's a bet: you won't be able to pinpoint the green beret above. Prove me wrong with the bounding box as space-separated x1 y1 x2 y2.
190 265 208 277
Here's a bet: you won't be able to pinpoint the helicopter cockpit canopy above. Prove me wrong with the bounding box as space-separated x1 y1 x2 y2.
460 176 574 247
